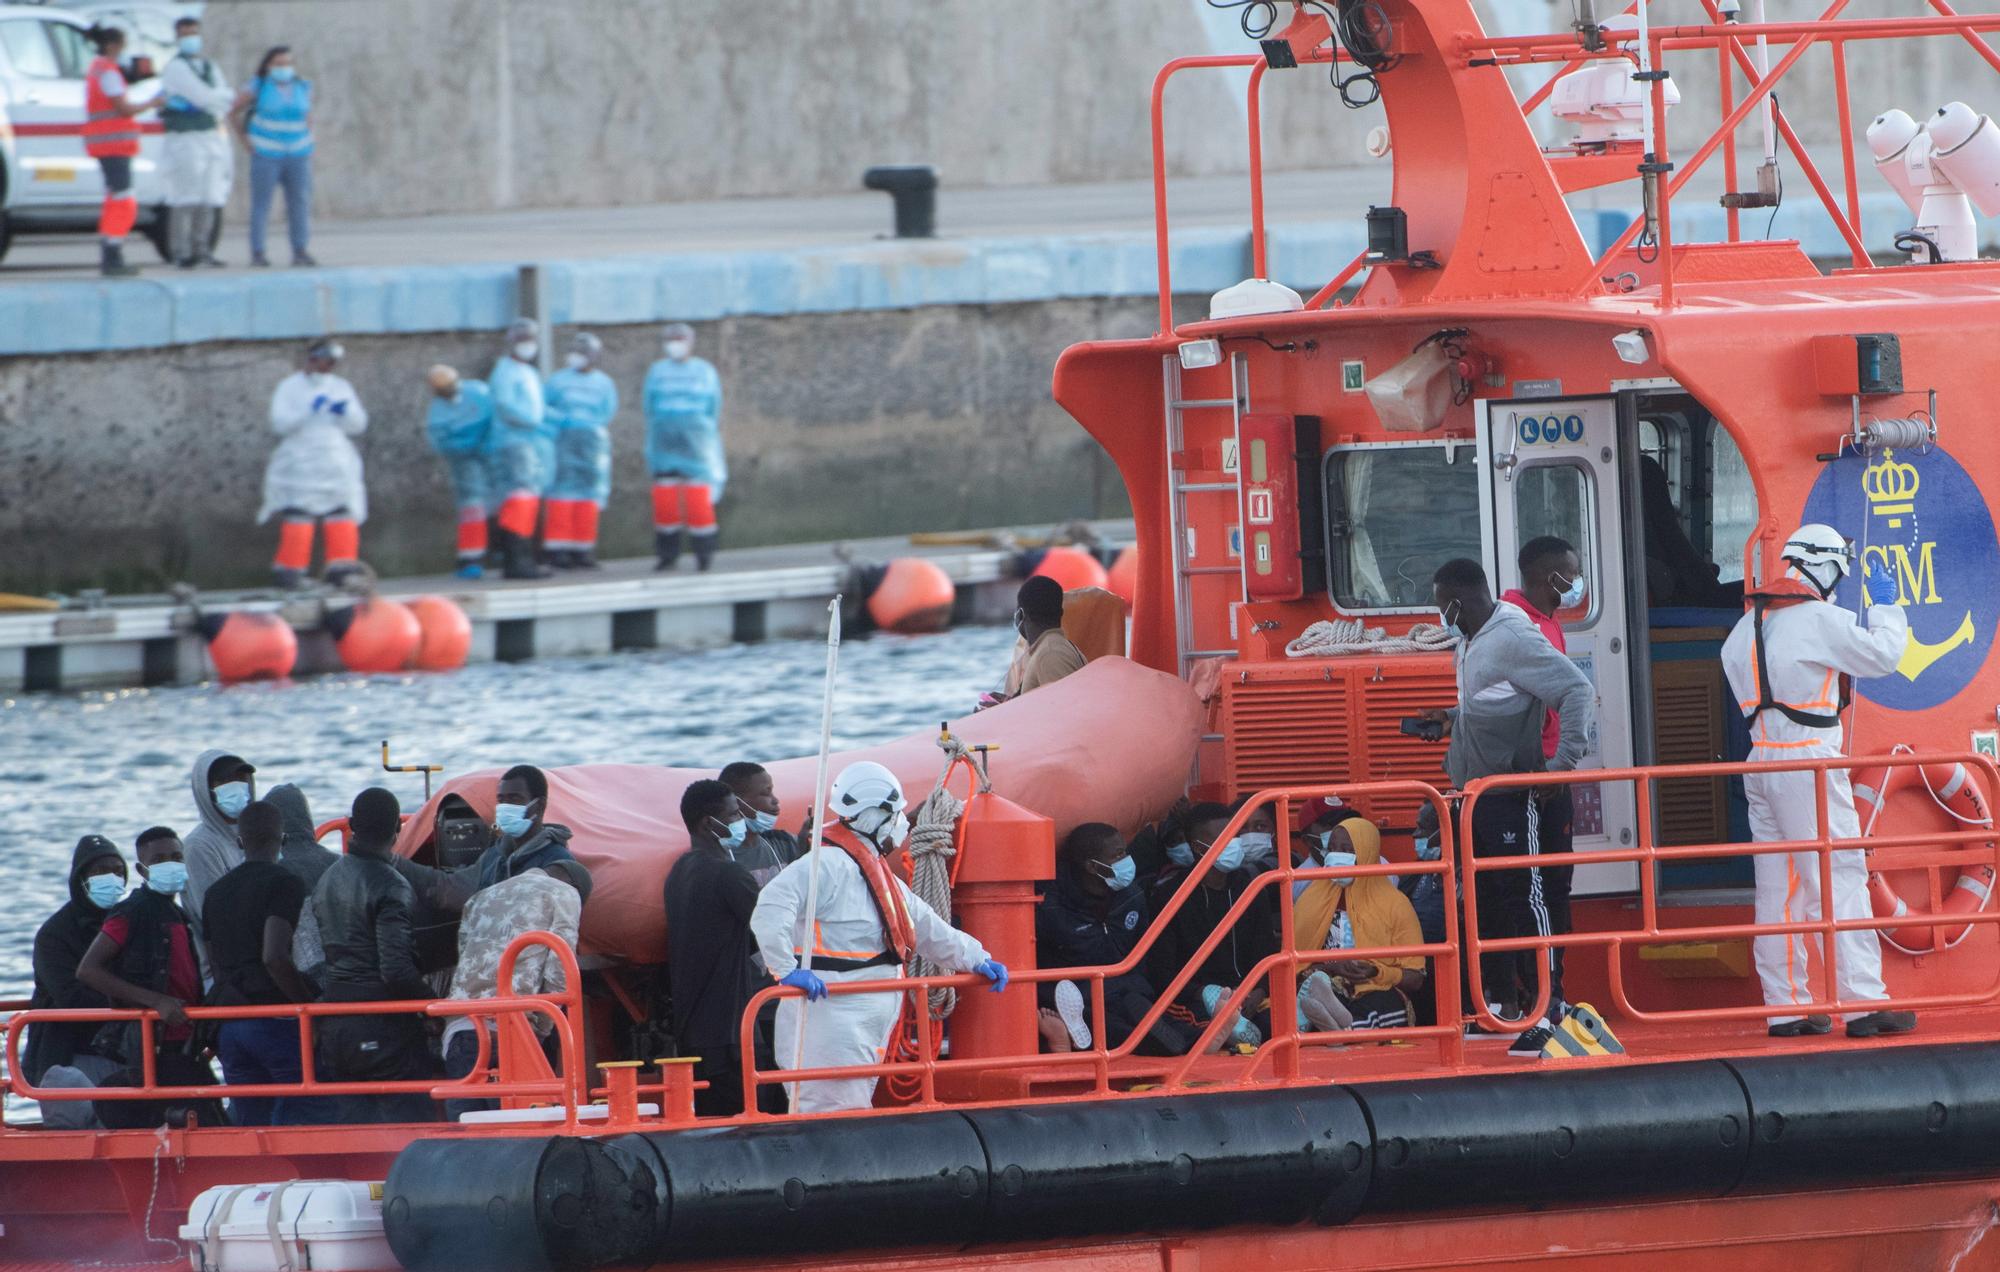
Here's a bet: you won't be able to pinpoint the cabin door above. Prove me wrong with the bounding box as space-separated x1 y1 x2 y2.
1476 397 1641 896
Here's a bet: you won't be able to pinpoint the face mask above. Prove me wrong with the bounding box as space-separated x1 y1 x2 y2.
268 65 296 83
144 861 188 895
86 874 126 909
512 341 539 361
1413 835 1442 862
665 340 692 359
1166 840 1195 869
1214 838 1248 873
564 352 589 370
1012 607 1027 637
213 781 251 818
1440 599 1464 640
748 808 778 833
495 802 533 838
1236 832 1276 870
1554 571 1587 610
178 35 202 55
717 817 748 850
1322 849 1359 887
1091 856 1137 890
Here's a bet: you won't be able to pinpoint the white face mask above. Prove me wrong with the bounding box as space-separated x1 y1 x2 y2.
513 341 538 361
664 339 693 359
564 352 589 370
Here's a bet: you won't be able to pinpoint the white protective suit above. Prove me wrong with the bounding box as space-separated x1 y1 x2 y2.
259 370 369 524
751 838 990 1113
158 54 235 207
1720 584 1908 1022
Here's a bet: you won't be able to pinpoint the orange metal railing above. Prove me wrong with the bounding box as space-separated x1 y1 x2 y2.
1458 751 2000 1032
2 932 584 1127
739 781 1464 1112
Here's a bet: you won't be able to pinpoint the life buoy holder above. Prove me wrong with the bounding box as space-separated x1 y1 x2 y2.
1854 757 1996 955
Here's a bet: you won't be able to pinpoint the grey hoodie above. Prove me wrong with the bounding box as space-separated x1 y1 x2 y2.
1443 602 1595 788
183 747 249 946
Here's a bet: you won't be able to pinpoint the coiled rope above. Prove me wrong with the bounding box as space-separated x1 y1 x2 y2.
1285 618 1460 658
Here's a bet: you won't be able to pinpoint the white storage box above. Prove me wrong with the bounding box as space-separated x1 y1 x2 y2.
179 1179 391 1272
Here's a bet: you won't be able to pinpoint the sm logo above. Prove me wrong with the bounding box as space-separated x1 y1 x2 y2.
1803 446 2000 711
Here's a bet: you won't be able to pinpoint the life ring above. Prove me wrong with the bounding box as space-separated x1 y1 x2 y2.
1854 759 1996 955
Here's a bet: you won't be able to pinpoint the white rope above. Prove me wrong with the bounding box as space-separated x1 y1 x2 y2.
903 736 988 1018
1284 618 1460 659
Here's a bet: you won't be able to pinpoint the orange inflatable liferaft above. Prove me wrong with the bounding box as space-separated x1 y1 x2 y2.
1031 545 1109 593
866 558 956 634
1106 546 1139 610
326 598 423 674
390 655 1204 963
199 611 298 683
405 595 473 670
1855 759 1997 955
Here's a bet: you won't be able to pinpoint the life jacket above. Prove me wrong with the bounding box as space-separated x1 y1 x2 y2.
1742 578 1851 730
822 823 916 967
84 57 141 158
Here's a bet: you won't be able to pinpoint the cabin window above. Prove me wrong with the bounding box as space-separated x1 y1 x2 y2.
1323 443 1482 610
1514 460 1599 626
1709 426 1756 583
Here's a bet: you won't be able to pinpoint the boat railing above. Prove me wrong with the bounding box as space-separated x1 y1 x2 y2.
1459 750 2000 1032
2 931 585 1129
738 780 1466 1112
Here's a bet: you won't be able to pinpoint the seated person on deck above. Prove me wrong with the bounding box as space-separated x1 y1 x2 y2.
25 835 130 1127
1034 823 1193 1056
1293 817 1427 1032
396 764 576 916
1145 804 1281 1051
1227 796 1281 874
989 576 1085 705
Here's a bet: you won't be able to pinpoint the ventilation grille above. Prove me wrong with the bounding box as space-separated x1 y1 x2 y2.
1652 661 1728 846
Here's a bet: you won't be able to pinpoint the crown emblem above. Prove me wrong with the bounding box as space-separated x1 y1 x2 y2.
1865 449 1920 527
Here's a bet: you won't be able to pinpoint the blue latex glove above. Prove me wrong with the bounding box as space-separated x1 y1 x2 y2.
1865 567 1900 608
310 394 328 412
974 959 1009 994
780 968 826 1001
330 399 348 416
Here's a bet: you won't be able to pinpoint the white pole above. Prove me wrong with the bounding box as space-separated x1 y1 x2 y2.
788 596 843 1110
1753 0 1775 166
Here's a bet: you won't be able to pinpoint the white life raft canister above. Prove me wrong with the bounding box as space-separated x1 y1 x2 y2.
179 1179 389 1272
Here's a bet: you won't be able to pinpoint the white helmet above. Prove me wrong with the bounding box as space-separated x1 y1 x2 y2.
829 761 907 846
1782 522 1853 597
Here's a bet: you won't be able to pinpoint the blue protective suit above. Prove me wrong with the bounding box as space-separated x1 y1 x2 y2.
487 357 551 497
544 367 619 506
425 379 494 513
643 356 727 498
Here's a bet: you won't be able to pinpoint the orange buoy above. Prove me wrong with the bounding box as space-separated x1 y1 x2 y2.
1106 546 1139 609
325 598 422 674
866 558 957 634
405 595 473 671
1031 545 1110 593
199 611 298 684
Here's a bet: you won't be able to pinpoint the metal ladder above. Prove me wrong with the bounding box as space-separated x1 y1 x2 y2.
1159 351 1250 680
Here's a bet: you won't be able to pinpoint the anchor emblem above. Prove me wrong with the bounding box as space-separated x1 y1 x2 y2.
1898 611 1975 681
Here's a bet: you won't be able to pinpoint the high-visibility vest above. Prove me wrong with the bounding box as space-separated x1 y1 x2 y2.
85 57 140 158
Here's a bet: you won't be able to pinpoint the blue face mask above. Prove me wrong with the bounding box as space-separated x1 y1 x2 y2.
268 65 297 83
213 781 250 819
1235 832 1276 871
1413 835 1442 862
1322 850 1359 887
86 874 126 909
717 818 748 850
144 861 188 895
1092 856 1137 890
1555 571 1587 610
1439 599 1464 640
748 808 778 833
494 802 533 838
1165 840 1195 869
1214 838 1248 873
178 34 202 55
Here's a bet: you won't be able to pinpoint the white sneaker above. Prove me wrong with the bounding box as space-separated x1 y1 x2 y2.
1053 979 1092 1050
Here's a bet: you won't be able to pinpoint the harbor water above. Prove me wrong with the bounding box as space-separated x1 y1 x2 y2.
0 624 1017 1001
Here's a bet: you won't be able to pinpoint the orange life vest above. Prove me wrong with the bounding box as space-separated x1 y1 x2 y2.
1742 578 1851 730
822 823 917 967
85 57 140 158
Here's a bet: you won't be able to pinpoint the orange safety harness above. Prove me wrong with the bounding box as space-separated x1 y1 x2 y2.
1742 579 1851 730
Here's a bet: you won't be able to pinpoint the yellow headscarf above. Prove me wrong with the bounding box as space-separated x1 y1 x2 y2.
1294 818 1424 995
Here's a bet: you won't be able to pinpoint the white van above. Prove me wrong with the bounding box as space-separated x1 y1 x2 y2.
0 4 194 262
